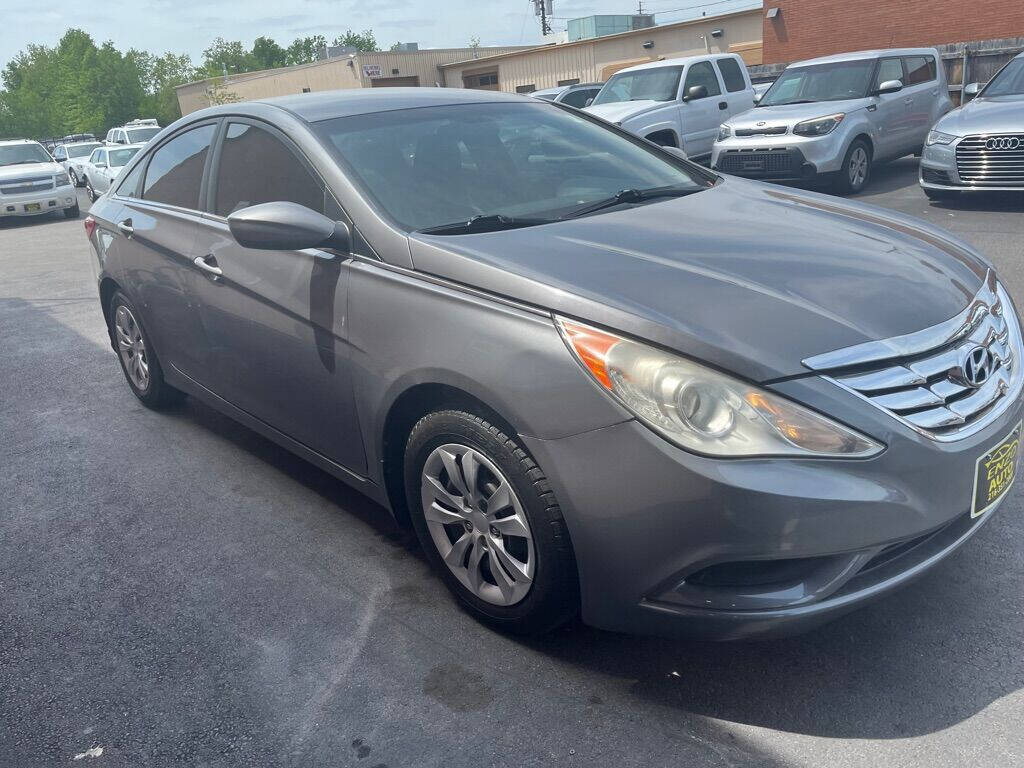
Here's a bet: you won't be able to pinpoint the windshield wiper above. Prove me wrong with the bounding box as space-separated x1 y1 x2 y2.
769 99 817 106
418 214 556 235
561 186 700 219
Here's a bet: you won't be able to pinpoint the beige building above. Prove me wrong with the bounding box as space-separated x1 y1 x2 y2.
176 46 533 115
441 10 763 93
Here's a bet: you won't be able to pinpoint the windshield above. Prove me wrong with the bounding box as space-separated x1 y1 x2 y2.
0 142 52 166
108 147 139 167
68 143 101 158
126 127 160 142
591 66 682 105
982 59 1024 97
759 59 875 106
314 102 708 232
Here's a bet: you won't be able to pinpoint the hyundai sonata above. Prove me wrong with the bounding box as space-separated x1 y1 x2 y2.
85 89 1022 639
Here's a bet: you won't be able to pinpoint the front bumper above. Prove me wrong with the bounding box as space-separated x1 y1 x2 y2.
712 131 847 180
523 380 1022 640
920 139 1024 192
0 184 77 217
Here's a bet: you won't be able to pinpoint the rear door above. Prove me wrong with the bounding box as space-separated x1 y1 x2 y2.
110 122 218 383
714 56 755 117
188 119 366 474
678 59 726 160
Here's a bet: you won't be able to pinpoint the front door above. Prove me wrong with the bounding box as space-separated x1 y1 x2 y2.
678 60 726 160
188 119 367 474
871 57 910 159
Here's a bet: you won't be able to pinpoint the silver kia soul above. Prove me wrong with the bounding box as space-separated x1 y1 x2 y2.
713 48 952 194
85 89 1022 639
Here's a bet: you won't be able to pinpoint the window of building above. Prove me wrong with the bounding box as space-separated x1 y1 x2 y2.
716 57 747 93
213 122 324 217
478 73 498 86
903 56 936 86
683 60 722 97
516 84 537 94
302 87 311 93
557 78 580 87
876 58 904 88
141 123 216 209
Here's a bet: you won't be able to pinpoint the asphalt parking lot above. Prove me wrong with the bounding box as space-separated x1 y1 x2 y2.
2 161 1023 768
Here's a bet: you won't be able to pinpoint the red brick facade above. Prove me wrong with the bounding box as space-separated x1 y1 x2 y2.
763 0 1024 64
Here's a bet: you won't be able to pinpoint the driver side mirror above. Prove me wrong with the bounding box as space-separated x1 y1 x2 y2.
963 82 983 98
752 91 763 104
96 162 107 168
584 97 594 107
228 201 352 253
682 85 708 102
874 79 903 96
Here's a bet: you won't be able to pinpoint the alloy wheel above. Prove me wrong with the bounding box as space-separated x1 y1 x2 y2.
114 305 149 391
848 147 869 189
69 169 78 186
420 443 535 606
86 180 95 202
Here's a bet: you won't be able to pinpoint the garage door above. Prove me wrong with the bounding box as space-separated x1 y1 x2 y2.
370 76 420 87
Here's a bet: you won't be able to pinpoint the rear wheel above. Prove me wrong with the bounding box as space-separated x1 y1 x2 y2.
833 139 872 194
85 178 96 202
108 291 184 408
404 410 578 634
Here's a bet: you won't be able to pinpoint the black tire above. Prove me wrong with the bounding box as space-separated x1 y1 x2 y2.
68 169 79 187
85 178 96 202
63 202 80 219
924 187 959 201
833 138 872 195
107 291 184 409
404 409 579 634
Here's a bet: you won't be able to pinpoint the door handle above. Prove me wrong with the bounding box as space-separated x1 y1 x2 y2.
117 219 133 238
718 101 728 110
193 254 223 277
904 97 914 104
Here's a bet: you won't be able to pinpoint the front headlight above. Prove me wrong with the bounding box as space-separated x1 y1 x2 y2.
717 124 732 142
558 319 883 458
53 172 71 187
926 130 956 145
793 113 845 137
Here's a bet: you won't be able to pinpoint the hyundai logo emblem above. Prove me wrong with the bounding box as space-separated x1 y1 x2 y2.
961 346 995 388
755 121 767 127
985 136 1021 151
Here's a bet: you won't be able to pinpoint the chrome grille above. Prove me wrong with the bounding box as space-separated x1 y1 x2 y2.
956 134 1024 186
803 272 1023 440
0 175 54 195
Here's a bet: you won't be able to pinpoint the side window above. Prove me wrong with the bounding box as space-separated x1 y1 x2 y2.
142 123 216 209
904 56 936 86
213 122 324 217
116 161 145 198
54 146 66 160
560 88 594 108
88 149 101 163
683 61 722 98
876 58 904 88
716 58 748 93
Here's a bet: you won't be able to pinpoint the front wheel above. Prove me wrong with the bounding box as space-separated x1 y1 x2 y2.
85 178 96 202
68 168 79 187
404 410 579 634
833 139 872 195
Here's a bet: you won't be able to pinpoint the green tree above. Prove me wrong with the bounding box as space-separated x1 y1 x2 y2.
251 36 287 70
332 29 378 52
284 35 327 66
202 37 255 77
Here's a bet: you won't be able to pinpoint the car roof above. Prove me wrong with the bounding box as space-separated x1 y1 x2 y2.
613 54 737 75
64 140 102 147
532 86 568 97
0 138 41 146
255 86 532 122
792 47 940 67
109 143 146 150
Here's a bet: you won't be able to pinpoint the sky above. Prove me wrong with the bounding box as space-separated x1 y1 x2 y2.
0 0 759 72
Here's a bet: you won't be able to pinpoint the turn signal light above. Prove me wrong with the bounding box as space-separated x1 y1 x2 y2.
84 215 97 240
558 320 620 389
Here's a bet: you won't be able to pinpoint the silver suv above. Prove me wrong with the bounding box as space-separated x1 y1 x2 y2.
713 48 952 194
920 50 1024 198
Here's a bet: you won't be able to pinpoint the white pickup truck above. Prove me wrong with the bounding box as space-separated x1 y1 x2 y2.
584 53 755 163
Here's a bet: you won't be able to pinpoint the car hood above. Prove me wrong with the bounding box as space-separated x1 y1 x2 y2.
408 178 987 382
729 99 869 129
584 99 666 124
0 161 61 181
933 95 1024 136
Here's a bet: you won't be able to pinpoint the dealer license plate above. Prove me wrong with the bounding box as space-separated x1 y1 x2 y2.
24 202 41 212
972 421 1021 518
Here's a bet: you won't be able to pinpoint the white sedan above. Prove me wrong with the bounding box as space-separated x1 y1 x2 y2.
82 144 143 201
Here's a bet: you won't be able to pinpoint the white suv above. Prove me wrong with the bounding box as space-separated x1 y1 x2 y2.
105 119 162 146
0 139 78 219
584 54 755 162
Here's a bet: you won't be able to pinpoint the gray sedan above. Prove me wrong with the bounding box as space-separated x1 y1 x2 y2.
921 50 1024 197
84 88 1023 639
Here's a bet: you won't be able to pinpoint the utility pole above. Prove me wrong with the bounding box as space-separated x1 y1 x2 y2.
637 1 645 13
532 0 552 36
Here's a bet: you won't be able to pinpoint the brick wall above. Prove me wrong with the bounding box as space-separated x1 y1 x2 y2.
764 0 1024 64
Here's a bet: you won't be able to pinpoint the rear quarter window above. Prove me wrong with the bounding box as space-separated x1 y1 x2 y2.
716 58 748 93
